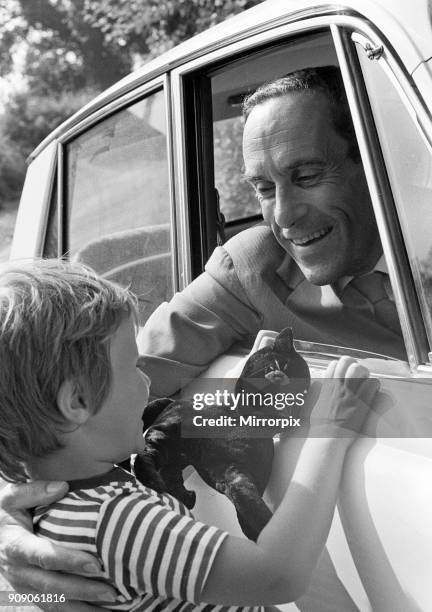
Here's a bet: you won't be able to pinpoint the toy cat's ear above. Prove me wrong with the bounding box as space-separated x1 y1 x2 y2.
274 327 294 352
57 379 91 425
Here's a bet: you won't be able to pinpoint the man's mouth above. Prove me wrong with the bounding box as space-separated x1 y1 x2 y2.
283 226 333 246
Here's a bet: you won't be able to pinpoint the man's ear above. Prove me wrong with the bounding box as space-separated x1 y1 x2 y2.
57 379 91 425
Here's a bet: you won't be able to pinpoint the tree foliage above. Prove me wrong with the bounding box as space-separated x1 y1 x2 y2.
0 0 263 204
0 88 98 202
82 0 263 58
0 0 131 91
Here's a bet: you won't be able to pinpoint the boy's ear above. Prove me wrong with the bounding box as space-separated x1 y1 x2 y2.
57 379 91 425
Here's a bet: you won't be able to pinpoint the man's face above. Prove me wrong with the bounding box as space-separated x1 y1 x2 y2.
242 92 382 285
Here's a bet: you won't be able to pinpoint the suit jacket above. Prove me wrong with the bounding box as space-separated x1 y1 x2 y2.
138 224 406 397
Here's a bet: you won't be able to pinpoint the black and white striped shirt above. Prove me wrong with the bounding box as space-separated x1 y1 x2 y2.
34 467 264 612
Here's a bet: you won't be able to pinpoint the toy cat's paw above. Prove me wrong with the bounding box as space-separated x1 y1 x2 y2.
265 370 290 383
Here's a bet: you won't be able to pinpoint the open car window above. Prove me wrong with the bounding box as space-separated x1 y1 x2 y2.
193 28 406 361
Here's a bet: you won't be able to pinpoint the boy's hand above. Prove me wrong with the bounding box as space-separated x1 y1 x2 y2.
0 481 116 609
308 356 379 440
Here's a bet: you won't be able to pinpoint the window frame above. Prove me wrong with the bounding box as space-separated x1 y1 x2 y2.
11 140 57 260
54 74 179 295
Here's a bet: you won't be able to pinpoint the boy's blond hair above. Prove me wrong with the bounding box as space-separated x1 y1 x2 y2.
0 259 138 482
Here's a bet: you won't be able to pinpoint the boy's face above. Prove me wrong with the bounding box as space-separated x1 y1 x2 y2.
86 315 151 463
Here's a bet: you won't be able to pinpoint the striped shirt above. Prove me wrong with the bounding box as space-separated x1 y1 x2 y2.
33 467 264 612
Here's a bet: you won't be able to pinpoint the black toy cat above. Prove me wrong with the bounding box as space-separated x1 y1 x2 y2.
134 327 310 541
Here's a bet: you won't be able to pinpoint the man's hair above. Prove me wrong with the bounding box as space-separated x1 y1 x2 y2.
0 259 138 482
242 65 360 162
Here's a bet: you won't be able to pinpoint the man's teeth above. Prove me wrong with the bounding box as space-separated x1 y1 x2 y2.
285 227 331 245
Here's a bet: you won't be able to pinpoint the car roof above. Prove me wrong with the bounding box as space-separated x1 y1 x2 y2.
30 0 432 160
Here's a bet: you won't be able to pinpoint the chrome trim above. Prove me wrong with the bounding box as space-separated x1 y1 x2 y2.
163 73 179 294
171 15 335 78
57 142 64 256
171 70 193 288
294 339 399 362
254 331 402 363
37 144 58 258
351 32 384 60
57 77 167 146
416 363 432 377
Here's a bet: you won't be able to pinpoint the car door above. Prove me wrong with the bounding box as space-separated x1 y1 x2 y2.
171 13 432 612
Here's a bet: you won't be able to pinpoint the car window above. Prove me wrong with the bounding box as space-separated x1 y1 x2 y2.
64 88 174 325
356 47 432 351
184 28 410 360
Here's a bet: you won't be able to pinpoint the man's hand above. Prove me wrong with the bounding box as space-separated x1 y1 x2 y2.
0 480 116 610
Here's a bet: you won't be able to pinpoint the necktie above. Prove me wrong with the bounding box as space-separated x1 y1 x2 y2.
338 272 402 336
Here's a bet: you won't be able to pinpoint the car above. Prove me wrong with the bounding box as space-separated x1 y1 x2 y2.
11 0 432 609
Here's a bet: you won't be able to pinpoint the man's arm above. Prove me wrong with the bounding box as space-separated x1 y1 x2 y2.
0 481 116 609
138 245 262 397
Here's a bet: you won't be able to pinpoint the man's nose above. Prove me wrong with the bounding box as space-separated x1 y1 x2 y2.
274 184 307 227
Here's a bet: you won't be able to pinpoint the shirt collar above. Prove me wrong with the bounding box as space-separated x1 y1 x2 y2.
336 255 388 293
374 254 388 274
67 466 134 491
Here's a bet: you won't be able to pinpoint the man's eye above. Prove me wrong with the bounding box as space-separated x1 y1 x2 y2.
254 182 275 199
296 171 322 185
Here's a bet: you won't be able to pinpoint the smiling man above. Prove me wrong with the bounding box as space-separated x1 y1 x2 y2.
139 66 405 397
242 78 381 285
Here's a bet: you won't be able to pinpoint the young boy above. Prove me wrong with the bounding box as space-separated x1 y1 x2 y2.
0 259 378 611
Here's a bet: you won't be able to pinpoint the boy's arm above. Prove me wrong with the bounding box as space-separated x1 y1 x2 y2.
202 357 378 606
0 481 116 608
202 438 351 605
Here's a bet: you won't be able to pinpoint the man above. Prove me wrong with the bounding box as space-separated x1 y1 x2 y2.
0 66 404 608
139 66 404 398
